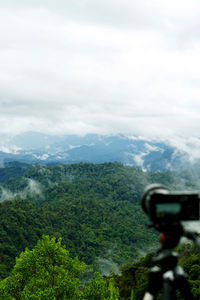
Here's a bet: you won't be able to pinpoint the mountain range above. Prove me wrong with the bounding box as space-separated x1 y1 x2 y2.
0 132 198 171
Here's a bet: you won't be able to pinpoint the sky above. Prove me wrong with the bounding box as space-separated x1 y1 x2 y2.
1 0 200 139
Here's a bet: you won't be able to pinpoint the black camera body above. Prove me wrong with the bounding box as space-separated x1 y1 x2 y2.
142 184 200 226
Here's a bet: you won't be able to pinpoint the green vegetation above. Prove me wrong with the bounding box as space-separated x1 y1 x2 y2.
0 162 166 278
2 235 200 299
0 235 119 299
0 162 31 183
0 162 200 299
113 252 155 299
113 243 200 300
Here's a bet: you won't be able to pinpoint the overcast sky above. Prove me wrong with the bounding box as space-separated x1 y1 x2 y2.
1 0 200 138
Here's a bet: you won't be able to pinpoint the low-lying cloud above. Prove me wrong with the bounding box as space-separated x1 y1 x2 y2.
0 187 16 202
25 178 43 197
0 178 44 202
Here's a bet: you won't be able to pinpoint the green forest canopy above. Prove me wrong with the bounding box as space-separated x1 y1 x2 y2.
0 162 200 298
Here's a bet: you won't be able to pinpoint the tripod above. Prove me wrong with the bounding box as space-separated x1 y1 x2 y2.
143 222 200 300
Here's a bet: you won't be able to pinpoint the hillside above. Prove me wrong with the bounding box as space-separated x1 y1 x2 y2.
0 162 198 280
0 162 181 278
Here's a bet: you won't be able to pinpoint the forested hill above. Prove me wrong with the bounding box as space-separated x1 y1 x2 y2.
0 162 197 279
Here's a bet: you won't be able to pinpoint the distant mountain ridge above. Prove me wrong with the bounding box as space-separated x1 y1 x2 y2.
0 132 198 171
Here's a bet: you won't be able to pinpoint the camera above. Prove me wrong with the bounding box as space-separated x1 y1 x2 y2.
142 184 200 225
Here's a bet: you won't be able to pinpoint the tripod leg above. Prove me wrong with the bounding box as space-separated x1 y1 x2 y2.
162 270 177 300
175 266 194 300
144 266 162 299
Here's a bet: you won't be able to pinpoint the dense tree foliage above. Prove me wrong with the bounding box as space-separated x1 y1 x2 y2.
0 162 31 183
0 235 119 299
2 234 200 299
112 242 200 299
0 162 200 299
0 162 168 278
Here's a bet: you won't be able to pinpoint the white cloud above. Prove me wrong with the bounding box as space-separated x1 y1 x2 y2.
1 1 200 138
0 145 21 154
0 187 15 202
168 136 200 162
26 178 43 196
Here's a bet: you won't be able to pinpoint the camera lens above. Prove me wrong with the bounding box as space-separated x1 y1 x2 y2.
142 184 169 215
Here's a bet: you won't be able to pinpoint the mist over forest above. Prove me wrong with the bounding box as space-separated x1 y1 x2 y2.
0 159 200 298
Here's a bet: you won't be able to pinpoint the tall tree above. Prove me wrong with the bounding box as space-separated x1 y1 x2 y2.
0 235 85 299
0 235 119 299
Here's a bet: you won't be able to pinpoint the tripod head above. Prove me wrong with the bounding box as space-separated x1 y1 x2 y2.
156 222 183 249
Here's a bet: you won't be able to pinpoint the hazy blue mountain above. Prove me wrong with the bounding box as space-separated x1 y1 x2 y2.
0 132 197 171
